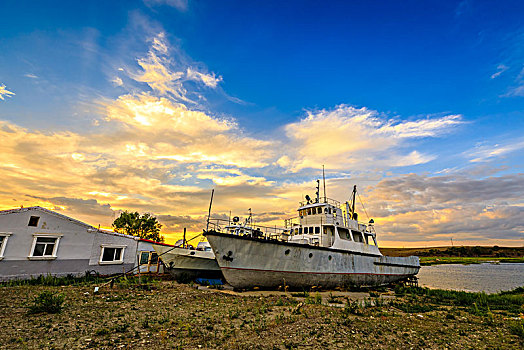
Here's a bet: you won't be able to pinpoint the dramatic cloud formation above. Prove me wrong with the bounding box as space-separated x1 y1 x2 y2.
278 106 461 171
129 33 221 103
360 172 524 246
0 30 519 247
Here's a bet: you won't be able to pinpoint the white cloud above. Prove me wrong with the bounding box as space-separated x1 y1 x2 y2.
129 33 222 102
24 73 39 79
186 68 222 88
112 77 124 86
491 64 509 79
144 0 188 11
278 105 461 171
504 85 524 97
0 84 15 100
468 138 524 162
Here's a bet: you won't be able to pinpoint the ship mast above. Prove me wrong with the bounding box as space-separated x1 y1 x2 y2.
322 165 327 203
351 185 357 219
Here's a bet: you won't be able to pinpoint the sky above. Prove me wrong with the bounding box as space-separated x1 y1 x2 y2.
0 0 523 247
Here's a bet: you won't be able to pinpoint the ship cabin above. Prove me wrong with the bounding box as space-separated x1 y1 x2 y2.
285 192 379 252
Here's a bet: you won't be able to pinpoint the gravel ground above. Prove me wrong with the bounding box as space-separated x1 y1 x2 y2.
0 281 522 349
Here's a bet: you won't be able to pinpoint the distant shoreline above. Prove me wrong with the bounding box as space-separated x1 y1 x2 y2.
380 246 524 265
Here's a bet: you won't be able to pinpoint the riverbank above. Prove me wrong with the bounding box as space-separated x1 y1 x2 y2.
381 246 524 265
419 256 524 265
1 278 522 349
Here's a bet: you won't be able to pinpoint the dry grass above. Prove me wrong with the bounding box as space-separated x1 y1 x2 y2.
1 281 522 349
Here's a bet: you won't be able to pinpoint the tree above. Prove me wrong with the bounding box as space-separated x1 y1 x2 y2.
112 211 164 242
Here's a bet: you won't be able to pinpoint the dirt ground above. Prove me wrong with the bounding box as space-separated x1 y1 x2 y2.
0 281 522 349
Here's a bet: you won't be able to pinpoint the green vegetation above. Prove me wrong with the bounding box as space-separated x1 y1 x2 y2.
420 256 524 265
112 210 164 242
1 272 104 287
394 285 524 315
27 291 65 314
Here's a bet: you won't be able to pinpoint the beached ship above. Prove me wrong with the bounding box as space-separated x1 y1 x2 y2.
204 184 420 289
154 241 222 280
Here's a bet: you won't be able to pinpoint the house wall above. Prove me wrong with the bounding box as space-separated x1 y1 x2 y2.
0 208 137 280
89 231 138 275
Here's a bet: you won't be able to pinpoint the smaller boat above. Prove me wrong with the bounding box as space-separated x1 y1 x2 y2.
154 240 222 280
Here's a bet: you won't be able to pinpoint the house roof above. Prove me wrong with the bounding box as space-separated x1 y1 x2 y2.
139 238 174 247
0 206 140 240
0 206 95 229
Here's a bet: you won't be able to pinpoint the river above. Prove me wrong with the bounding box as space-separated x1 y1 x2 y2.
417 263 524 294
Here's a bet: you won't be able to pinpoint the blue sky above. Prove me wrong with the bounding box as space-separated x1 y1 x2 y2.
1 1 523 246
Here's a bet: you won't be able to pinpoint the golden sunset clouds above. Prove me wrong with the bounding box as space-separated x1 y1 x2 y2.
1 32 522 247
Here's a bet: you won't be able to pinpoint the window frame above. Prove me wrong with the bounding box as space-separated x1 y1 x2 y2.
99 244 126 265
28 216 40 227
0 232 13 260
28 234 62 260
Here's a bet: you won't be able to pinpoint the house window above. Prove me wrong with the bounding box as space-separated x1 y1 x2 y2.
28 216 40 227
0 233 12 259
150 252 158 264
99 245 125 264
29 235 61 259
140 251 150 265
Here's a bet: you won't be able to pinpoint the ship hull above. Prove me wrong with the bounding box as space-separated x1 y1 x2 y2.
205 231 420 289
154 246 222 280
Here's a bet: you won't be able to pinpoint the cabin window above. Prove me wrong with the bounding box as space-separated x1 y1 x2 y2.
299 228 302 234
307 208 311 215
28 216 40 227
99 245 125 264
0 233 12 259
315 227 320 234
29 235 61 259
352 230 364 243
304 227 308 234
338 228 351 241
328 208 332 214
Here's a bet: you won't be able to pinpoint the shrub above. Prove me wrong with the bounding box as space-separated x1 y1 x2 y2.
27 291 65 314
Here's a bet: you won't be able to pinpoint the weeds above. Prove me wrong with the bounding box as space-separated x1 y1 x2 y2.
27 291 65 314
508 318 524 339
3 272 102 287
305 292 322 305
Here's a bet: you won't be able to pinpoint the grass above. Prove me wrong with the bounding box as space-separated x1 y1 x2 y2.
420 256 524 265
27 291 65 314
1 282 523 349
1 272 105 287
394 285 524 315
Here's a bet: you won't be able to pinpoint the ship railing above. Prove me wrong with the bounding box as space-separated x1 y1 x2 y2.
207 217 287 240
299 197 340 208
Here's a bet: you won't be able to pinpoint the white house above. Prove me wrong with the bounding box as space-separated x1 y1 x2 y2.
0 206 169 281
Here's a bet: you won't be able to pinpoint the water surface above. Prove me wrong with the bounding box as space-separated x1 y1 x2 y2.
417 263 524 294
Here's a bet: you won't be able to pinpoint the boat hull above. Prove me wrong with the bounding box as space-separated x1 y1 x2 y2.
205 231 420 289
153 245 222 280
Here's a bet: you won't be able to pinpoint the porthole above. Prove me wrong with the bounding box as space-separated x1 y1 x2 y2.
285 249 290 255
309 253 313 258
328 255 332 261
